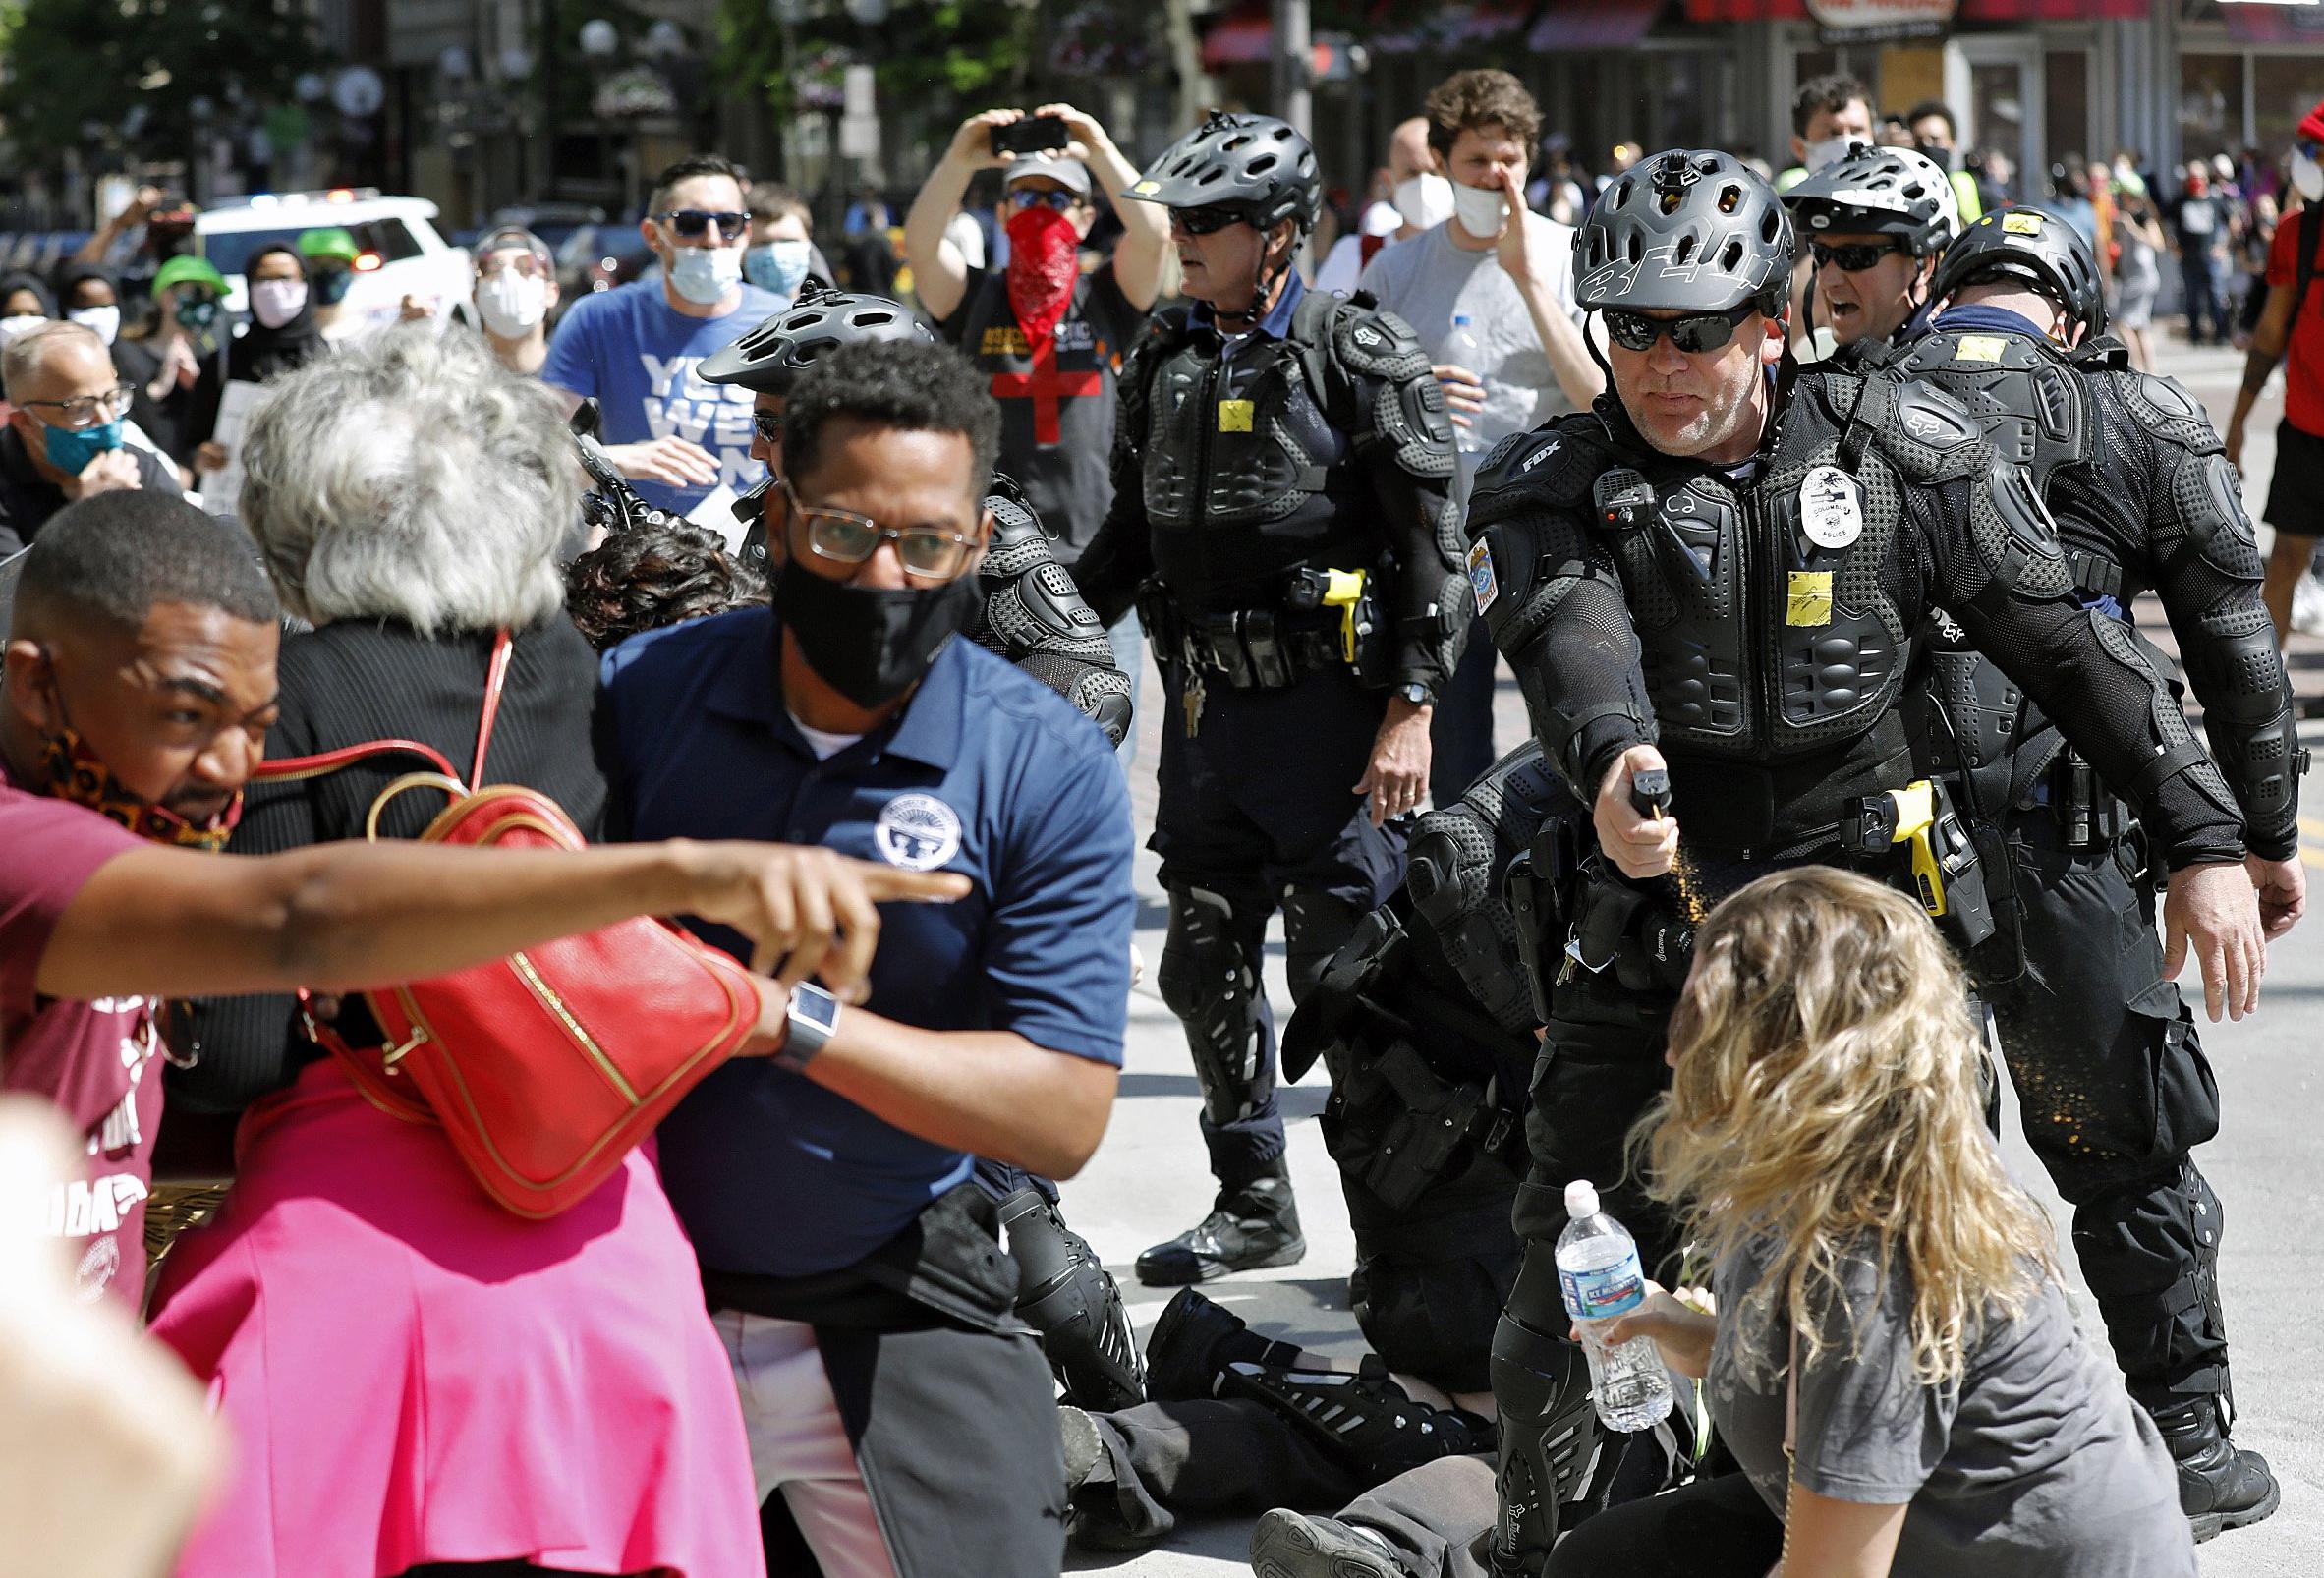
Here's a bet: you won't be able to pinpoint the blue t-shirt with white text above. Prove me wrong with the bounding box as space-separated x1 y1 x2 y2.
542 278 787 514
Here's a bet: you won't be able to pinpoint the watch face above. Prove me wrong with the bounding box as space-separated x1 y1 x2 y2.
792 985 842 1032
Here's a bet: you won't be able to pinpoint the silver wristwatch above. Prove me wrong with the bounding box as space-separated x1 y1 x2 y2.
774 982 842 1074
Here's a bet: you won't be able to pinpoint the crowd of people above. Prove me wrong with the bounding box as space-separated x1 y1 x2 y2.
0 59 2315 1578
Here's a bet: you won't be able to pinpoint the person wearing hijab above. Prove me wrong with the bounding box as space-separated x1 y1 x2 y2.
192 244 327 481
0 272 57 342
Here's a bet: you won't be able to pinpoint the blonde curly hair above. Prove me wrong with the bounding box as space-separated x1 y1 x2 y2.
1637 866 2056 1385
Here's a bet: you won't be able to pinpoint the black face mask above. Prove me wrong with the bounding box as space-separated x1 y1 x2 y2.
1916 140 1956 172
772 563 981 709
313 268 355 307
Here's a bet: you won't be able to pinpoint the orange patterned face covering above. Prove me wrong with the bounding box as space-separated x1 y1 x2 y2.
39 723 242 850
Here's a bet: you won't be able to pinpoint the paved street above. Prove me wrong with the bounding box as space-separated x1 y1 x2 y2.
1058 337 2324 1576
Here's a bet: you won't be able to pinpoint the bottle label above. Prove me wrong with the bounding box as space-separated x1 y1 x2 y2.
1560 1257 1645 1320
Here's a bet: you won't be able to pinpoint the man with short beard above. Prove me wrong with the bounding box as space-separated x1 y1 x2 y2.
905 103 1169 571
1463 148 2267 1573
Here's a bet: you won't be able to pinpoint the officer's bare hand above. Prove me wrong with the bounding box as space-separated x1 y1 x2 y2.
603 435 719 488
1433 364 1487 429
2163 860 2266 1022
1594 744 1679 880
687 843 972 1001
2245 853 2306 939
62 448 141 500
1355 698 1433 826
945 108 1022 171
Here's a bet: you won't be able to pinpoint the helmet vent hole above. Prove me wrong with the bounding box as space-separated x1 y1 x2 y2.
1659 188 1682 215
1717 184 1741 215
1674 234 1698 265
1624 233 1643 263
1722 239 1744 271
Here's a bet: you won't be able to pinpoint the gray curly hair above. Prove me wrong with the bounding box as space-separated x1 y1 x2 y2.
237 324 580 635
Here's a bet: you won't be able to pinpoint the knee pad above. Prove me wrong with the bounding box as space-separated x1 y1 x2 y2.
997 1188 1146 1412
1159 886 1268 1125
1281 889 1366 1004
1488 1247 1599 1570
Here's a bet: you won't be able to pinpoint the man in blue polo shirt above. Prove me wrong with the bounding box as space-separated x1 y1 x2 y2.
596 339 1130 1577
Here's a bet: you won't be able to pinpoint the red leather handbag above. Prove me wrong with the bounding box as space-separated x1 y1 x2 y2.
254 631 765 1217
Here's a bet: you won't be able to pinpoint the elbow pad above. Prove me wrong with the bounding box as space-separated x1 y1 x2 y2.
2182 605 2305 857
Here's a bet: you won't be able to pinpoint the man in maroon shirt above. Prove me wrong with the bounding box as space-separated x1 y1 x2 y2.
2 491 965 1301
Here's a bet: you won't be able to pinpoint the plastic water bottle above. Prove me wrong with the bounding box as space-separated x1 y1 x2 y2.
1556 1179 1675 1433
1445 314 1485 454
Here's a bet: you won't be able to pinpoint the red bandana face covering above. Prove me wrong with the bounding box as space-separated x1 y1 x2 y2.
1005 204 1082 349
40 724 243 851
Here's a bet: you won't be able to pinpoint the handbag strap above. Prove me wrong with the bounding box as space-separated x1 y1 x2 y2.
251 629 513 792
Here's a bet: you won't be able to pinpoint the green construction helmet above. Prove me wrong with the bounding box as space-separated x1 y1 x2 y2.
152 255 229 297
297 226 362 264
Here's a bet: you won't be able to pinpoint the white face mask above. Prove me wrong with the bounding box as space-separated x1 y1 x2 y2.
1391 173 1454 233
669 244 743 306
1451 181 1509 241
1804 137 1863 174
0 314 48 343
250 278 308 329
2296 149 2324 205
67 305 120 346
477 271 550 339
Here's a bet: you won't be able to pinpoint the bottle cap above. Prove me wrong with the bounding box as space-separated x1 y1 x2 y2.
1564 1179 1600 1219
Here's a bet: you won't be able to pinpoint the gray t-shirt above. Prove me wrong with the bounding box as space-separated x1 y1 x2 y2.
1356 214 1582 453
1709 1239 2193 1578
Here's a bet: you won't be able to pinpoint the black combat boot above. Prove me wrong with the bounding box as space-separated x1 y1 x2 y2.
2153 1395 2280 1542
1134 1157 1305 1286
1142 1286 1306 1402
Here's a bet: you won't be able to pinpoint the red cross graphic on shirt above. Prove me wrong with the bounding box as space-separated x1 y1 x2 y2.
991 337 1100 446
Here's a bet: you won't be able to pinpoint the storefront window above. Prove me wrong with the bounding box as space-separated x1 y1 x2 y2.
2180 52 2240 164
2045 48 2090 170
2254 55 2324 162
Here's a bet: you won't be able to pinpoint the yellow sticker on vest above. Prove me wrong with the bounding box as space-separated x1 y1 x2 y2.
1218 399 1256 433
2002 211 2046 234
1954 334 2009 364
1786 571 1834 626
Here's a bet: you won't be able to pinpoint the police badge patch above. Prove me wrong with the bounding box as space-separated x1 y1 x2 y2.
1467 538 1501 614
874 794 963 871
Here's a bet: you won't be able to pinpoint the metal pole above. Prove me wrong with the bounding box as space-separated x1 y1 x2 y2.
1272 0 1311 141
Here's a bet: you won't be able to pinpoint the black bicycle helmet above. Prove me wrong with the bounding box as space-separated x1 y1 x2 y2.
698 281 933 394
1930 205 2107 339
1783 145 1959 258
1120 110 1322 235
1575 148 1794 314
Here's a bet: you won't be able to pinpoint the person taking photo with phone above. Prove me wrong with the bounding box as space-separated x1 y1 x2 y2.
905 106 1169 598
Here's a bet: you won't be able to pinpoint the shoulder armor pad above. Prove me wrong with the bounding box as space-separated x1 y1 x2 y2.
1467 417 1610 530
1866 375 1985 481
1332 301 1433 384
2119 370 2221 455
2070 335 2133 371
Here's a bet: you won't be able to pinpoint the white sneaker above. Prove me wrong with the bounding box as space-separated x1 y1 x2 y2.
2293 574 2324 638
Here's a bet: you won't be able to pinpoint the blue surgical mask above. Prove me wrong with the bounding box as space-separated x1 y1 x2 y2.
669 245 743 306
42 417 124 477
745 239 813 297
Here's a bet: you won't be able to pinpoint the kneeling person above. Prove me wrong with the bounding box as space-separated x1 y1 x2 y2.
597 339 1135 1576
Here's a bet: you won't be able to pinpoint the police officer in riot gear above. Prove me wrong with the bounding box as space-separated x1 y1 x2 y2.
1464 149 2267 1572
699 285 1134 748
1782 143 1958 358
697 288 1145 1411
1073 111 1469 1284
1861 208 2302 1536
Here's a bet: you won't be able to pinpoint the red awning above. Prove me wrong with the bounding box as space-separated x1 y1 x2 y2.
1528 0 1666 52
1684 0 2143 20
1198 2 1342 71
2220 2 2324 47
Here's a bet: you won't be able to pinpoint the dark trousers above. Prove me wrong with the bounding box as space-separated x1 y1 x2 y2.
1976 812 2227 1405
2181 256 2225 344
1429 627 1500 807
1074 1398 1366 1546
1152 663 1407 1185
1541 1472 1781 1578
1338 1455 1503 1578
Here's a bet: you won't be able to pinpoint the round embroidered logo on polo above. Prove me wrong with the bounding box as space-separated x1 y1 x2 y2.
874 793 962 871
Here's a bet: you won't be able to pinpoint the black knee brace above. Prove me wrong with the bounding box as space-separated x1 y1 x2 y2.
997 1188 1147 1411
1488 1244 1599 1574
1158 885 1271 1127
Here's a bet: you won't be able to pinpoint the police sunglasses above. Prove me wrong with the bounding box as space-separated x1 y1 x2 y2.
1809 239 1906 272
655 208 750 240
1009 189 1081 213
753 409 784 445
776 476 980 580
1601 303 1761 355
1169 204 1250 236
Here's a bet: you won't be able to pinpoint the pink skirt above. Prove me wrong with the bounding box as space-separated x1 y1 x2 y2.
149 1058 766 1578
